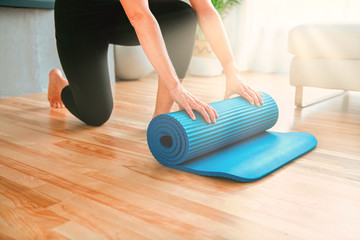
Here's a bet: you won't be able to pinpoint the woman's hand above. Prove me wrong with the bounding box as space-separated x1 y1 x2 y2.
224 65 264 107
120 0 217 123
169 83 219 124
189 2 263 106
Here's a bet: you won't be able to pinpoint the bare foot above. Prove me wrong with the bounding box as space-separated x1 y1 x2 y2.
48 69 68 108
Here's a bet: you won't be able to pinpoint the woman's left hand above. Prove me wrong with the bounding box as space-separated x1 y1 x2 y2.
224 65 264 107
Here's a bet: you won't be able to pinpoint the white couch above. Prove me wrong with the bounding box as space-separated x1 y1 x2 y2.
288 23 360 107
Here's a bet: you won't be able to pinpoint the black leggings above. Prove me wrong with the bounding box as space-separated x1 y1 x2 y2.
54 0 197 126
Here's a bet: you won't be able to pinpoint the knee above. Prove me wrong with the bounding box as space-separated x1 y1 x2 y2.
158 1 197 23
177 1 197 22
81 101 113 126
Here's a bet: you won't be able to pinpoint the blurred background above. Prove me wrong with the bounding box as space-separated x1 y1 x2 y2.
224 0 360 73
1 0 360 97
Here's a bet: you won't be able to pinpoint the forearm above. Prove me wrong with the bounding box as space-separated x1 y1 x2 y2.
195 6 237 73
120 0 218 122
130 14 180 90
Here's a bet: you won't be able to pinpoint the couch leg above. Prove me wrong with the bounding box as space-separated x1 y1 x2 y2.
295 86 303 108
294 86 346 108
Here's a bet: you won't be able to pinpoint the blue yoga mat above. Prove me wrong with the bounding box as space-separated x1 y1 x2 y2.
147 93 317 182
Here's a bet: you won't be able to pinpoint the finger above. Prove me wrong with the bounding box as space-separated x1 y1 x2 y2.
244 87 259 107
255 91 264 105
248 88 263 105
184 105 196 121
193 104 211 124
246 88 260 107
241 91 254 105
202 103 217 124
211 106 219 118
194 99 216 123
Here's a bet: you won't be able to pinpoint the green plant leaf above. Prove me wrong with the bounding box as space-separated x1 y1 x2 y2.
211 0 242 19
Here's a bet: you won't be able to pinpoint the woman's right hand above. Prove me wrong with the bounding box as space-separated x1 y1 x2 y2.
169 83 219 124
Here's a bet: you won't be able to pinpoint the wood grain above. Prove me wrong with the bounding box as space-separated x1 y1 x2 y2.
0 72 359 239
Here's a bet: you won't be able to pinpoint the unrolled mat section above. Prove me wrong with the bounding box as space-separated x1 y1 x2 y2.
147 92 317 182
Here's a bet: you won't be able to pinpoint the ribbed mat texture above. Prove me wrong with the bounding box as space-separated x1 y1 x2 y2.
147 92 317 182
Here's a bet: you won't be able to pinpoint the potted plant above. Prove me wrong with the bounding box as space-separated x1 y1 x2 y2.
114 45 153 81
189 0 242 77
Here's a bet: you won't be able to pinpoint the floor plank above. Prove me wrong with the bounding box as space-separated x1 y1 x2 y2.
0 72 359 239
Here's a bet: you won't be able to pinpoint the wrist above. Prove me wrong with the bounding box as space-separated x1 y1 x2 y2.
223 62 238 76
162 77 181 92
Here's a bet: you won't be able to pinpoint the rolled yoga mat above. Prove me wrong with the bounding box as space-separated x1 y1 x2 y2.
147 92 317 182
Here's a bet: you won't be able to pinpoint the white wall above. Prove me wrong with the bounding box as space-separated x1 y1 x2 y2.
0 6 115 98
225 0 360 73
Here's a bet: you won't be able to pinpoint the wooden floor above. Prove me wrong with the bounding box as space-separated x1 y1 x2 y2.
0 72 359 240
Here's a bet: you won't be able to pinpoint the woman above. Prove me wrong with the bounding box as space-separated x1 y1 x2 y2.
48 0 263 126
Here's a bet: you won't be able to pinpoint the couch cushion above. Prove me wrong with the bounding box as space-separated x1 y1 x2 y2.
290 56 360 91
288 23 360 58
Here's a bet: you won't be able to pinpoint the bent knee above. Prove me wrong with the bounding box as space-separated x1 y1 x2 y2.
152 1 197 22
80 102 113 126
176 1 197 21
